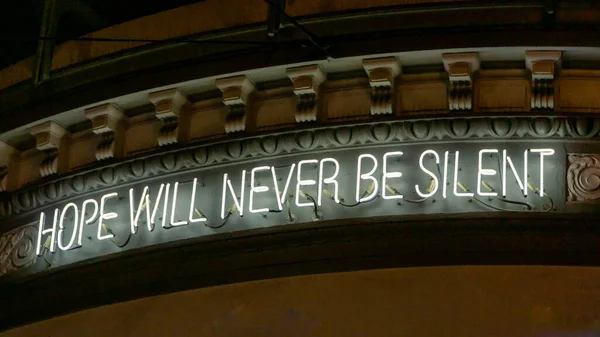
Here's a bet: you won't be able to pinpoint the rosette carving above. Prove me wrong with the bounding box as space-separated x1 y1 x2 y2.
0 224 38 277
567 154 600 202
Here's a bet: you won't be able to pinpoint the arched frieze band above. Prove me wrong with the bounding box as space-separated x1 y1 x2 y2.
2 116 600 220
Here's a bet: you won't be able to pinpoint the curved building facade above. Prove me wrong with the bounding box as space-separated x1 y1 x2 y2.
1 1 600 336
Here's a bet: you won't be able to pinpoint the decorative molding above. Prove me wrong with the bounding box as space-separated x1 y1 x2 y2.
362 57 401 115
0 141 19 192
84 103 125 160
28 121 68 178
1 116 600 218
567 154 600 202
287 65 325 123
526 50 562 110
0 223 38 277
216 76 255 133
149 89 188 146
442 53 479 111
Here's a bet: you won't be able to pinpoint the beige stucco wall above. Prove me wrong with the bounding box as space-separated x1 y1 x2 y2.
3 266 600 337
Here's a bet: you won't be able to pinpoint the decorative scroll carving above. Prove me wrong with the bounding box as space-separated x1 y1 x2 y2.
287 65 325 123
28 121 68 177
216 76 255 133
0 223 38 277
149 89 188 147
567 154 600 202
443 53 479 111
526 50 561 110
2 116 600 218
363 57 401 115
85 103 124 160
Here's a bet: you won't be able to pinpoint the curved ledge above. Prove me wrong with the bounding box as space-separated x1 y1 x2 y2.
1 115 598 220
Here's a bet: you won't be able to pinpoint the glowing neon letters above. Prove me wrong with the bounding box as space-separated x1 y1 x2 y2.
34 147 556 256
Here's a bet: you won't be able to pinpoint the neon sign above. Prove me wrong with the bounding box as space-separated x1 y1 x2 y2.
32 146 559 259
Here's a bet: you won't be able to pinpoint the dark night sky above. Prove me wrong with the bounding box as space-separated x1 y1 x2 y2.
0 0 205 70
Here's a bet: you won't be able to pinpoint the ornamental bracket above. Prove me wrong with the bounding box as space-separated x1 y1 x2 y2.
84 103 125 160
28 121 69 178
149 89 189 146
362 57 401 115
0 141 19 192
286 65 325 123
216 76 255 134
442 53 479 111
526 50 562 110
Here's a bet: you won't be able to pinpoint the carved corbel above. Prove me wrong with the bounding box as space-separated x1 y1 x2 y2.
286 65 325 123
84 104 125 160
526 50 561 110
149 89 188 146
0 141 19 192
28 121 69 178
442 53 479 111
362 57 401 115
216 76 255 134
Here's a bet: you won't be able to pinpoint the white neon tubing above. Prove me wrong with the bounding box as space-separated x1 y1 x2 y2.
356 154 379 202
221 171 246 219
530 148 555 197
170 182 188 227
129 186 149 233
317 158 340 206
249 166 271 213
295 160 318 207
78 198 99 246
453 151 474 197
502 150 526 197
381 152 403 200
415 150 440 198
58 202 79 251
98 192 118 241
442 151 449 199
476 149 498 197
189 178 207 223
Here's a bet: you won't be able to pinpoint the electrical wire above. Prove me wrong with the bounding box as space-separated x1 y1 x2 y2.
4 35 290 46
102 224 132 248
205 213 232 229
299 190 320 219
43 248 52 266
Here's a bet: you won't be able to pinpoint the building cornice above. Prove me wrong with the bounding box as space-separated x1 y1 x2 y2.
2 115 600 221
